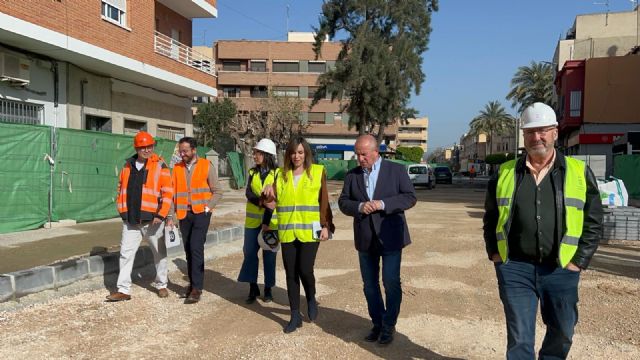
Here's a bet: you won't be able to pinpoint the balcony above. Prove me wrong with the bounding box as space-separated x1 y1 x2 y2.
156 0 217 19
154 31 216 77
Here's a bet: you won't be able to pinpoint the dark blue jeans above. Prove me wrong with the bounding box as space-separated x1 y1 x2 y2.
495 260 581 360
180 211 212 290
237 227 276 288
358 248 402 328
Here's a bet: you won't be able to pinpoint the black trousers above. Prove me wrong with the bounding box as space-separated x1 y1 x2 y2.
179 211 211 290
281 240 320 312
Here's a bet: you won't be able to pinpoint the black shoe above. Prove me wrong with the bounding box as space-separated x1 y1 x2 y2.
245 283 260 304
307 298 318 321
284 312 303 333
364 325 382 342
378 326 395 345
263 287 273 303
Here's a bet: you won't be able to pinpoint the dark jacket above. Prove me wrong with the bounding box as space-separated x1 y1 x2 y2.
339 159 417 252
483 152 603 269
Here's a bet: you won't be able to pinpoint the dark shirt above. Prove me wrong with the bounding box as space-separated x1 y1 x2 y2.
126 158 153 224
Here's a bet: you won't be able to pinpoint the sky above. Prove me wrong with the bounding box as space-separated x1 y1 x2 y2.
193 0 638 153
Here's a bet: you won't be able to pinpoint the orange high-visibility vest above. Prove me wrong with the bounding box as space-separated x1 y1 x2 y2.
116 154 173 219
172 157 213 220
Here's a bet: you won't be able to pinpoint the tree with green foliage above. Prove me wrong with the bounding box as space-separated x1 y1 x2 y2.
396 146 424 163
193 99 237 149
485 153 515 165
506 61 555 113
469 101 515 157
312 0 439 144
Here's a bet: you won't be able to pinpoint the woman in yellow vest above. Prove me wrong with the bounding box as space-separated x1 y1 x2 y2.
263 136 335 333
237 139 280 304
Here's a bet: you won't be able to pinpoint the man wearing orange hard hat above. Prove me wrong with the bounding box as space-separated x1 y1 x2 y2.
107 131 174 302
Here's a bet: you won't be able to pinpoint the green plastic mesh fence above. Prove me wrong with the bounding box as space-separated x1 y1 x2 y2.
227 151 245 189
613 155 640 200
0 123 51 233
0 123 215 234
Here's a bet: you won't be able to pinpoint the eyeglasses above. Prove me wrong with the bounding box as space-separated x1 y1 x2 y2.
523 127 556 136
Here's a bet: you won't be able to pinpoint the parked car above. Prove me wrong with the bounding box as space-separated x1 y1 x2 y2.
407 164 435 189
434 166 453 184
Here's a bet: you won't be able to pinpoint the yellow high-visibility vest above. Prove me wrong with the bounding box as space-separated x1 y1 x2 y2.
245 168 279 229
276 164 324 243
495 157 586 268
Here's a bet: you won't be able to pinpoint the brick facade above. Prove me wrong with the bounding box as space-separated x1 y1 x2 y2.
1 0 215 88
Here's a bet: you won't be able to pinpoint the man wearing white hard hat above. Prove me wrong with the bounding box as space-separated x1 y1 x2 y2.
483 102 603 359
237 138 280 304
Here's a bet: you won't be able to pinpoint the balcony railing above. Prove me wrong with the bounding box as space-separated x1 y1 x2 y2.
154 31 216 77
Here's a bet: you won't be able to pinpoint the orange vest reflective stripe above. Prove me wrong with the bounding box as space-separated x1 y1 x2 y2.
116 155 173 218
173 158 212 220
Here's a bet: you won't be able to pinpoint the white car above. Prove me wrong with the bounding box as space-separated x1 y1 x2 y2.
407 164 435 189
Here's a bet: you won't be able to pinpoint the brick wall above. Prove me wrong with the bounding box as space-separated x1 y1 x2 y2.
2 0 215 89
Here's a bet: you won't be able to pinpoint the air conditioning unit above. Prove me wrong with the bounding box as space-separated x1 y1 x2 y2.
0 52 30 86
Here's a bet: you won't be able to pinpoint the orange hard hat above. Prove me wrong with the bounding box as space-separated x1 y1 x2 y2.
134 131 155 147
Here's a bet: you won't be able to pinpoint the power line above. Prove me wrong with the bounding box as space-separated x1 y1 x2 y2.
218 0 287 39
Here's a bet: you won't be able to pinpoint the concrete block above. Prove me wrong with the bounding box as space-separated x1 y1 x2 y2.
53 259 89 288
232 226 243 240
205 231 219 246
88 253 120 275
0 275 15 302
218 228 232 243
12 267 55 298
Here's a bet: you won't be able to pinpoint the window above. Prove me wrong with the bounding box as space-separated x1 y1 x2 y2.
409 166 428 175
157 125 184 141
223 87 240 98
86 115 112 133
101 0 127 27
251 86 268 98
308 61 326 73
272 86 299 97
308 112 325 124
308 87 325 99
0 99 44 125
222 61 241 71
569 91 581 117
192 96 210 104
124 120 147 136
250 60 266 72
272 61 299 72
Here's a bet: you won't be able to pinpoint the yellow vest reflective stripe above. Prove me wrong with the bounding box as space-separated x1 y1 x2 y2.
245 168 279 229
276 164 323 243
495 157 586 268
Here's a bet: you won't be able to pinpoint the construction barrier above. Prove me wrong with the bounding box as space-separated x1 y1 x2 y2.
0 122 212 234
613 155 640 200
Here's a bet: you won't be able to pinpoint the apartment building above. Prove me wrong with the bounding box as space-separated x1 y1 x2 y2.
0 0 218 140
214 32 395 160
396 117 428 152
553 7 640 175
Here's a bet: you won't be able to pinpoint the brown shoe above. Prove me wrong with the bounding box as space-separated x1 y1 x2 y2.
106 292 131 302
179 286 192 299
157 288 169 298
185 288 202 304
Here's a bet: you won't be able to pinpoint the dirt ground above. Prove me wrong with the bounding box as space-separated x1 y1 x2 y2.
0 185 639 359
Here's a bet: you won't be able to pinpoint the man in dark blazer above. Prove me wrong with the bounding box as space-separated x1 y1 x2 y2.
339 134 417 345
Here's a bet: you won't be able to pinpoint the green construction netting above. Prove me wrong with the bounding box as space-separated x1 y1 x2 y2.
0 124 214 234
0 122 51 233
227 151 245 189
318 160 359 180
613 155 640 200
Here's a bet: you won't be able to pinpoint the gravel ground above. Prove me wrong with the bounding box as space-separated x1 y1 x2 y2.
0 186 639 359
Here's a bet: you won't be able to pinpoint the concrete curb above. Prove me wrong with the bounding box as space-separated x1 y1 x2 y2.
0 225 244 303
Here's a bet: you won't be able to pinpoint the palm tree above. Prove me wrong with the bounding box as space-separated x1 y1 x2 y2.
506 61 555 113
469 101 515 157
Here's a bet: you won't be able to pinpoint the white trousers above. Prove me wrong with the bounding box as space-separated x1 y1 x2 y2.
116 221 168 294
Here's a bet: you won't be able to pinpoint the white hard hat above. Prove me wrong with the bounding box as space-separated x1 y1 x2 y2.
254 139 277 156
521 102 558 129
258 230 280 252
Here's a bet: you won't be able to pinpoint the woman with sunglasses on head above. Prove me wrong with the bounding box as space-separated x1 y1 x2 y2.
263 136 335 333
237 139 280 304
